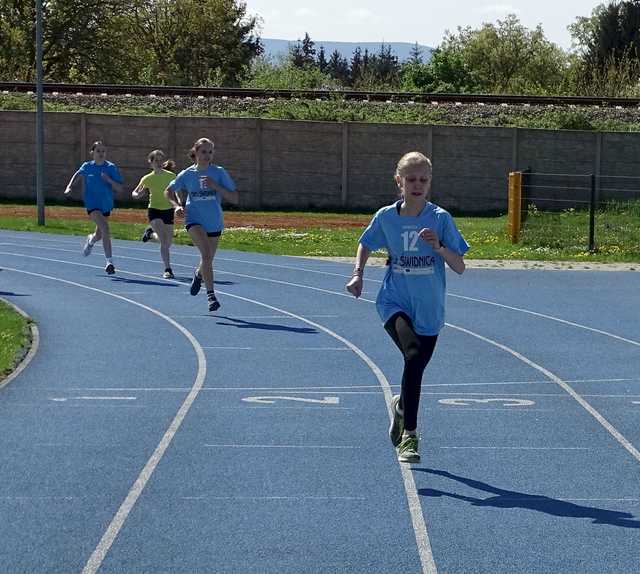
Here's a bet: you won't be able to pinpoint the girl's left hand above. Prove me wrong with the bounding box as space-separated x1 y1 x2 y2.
418 228 442 251
101 172 112 183
204 176 218 190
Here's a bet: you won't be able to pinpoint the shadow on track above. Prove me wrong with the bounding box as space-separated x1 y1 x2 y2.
415 468 640 529
109 276 178 287
215 315 317 334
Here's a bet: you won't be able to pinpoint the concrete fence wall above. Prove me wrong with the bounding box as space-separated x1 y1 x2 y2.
1 110 639 214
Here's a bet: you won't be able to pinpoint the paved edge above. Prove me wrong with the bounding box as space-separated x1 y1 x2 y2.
0 297 40 391
300 256 639 272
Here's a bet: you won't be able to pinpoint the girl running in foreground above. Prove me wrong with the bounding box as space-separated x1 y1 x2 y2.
346 151 469 463
165 137 239 311
132 149 178 278
64 141 124 274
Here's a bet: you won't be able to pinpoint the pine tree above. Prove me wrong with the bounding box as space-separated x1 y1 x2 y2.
409 42 423 64
301 32 316 65
317 45 327 73
327 49 349 84
350 47 362 86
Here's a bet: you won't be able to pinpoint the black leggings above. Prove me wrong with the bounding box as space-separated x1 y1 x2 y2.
384 312 438 431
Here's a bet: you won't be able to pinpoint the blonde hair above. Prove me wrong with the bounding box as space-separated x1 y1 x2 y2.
395 151 432 177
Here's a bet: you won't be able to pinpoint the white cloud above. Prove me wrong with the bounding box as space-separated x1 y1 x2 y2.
346 8 380 23
478 4 521 14
294 7 318 18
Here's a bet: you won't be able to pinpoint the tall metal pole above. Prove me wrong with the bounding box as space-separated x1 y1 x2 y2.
35 0 45 225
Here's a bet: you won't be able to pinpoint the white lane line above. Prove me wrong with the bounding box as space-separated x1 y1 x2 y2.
207 292 438 574
202 346 349 351
181 495 367 501
6 243 640 572
0 265 207 574
203 444 359 449
174 314 340 319
49 396 137 402
0 297 40 391
62 385 391 391
447 324 640 465
449 293 640 347
0 251 438 574
11 240 639 350
437 446 592 450
162 255 640 465
202 346 252 350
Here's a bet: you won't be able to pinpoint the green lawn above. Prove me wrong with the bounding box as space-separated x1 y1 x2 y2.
1 205 638 261
0 300 31 379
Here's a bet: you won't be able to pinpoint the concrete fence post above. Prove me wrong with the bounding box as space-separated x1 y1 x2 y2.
341 122 349 208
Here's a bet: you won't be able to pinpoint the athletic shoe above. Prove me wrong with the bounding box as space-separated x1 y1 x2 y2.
141 227 154 243
105 263 116 275
397 435 420 463
190 269 202 296
389 394 404 447
207 293 221 312
163 268 174 279
82 234 94 257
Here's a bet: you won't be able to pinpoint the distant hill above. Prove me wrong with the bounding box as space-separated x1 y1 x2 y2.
260 38 433 63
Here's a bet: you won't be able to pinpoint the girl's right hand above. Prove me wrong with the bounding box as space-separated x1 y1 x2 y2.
174 206 184 217
346 275 363 298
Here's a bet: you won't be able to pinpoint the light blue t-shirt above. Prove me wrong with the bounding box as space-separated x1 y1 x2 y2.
169 164 235 233
78 160 123 213
360 200 470 336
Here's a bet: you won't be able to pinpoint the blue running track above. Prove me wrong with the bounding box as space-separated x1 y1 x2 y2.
1 229 639 573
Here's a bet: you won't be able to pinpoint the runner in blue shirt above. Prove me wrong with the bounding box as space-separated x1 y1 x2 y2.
346 151 469 463
165 137 239 311
63 140 123 274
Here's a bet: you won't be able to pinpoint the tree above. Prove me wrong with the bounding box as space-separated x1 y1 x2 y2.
0 0 138 82
409 42 423 64
317 46 328 73
576 1 640 67
290 32 316 68
326 49 349 84
374 43 400 85
0 0 262 85
435 15 568 94
569 2 640 95
131 0 262 86
350 47 363 86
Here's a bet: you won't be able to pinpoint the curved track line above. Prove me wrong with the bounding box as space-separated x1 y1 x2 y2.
448 294 640 347
0 297 40 391
4 246 640 464
4 247 640 465
0 253 438 574
446 324 640 463
6 235 638 349
0 265 207 574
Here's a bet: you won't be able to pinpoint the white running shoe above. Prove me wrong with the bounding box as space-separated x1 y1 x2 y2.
82 234 94 257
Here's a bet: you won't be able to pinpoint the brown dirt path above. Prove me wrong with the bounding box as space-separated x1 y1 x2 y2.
0 205 370 229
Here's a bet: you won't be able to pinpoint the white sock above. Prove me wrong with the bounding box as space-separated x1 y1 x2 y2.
402 430 417 439
106 257 113 265
88 233 96 245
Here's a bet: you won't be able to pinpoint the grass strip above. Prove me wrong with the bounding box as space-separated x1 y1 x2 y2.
0 204 638 261
0 300 31 378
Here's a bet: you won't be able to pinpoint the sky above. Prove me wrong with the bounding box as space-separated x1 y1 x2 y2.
243 0 605 51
